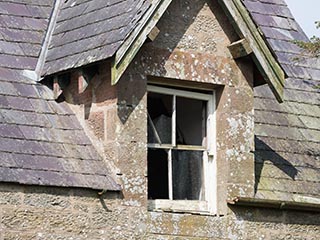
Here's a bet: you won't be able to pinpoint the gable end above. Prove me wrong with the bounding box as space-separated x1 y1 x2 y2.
218 0 285 102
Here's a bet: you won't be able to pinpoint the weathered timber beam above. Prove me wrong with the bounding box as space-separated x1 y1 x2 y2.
228 197 320 212
228 38 253 59
148 26 160 42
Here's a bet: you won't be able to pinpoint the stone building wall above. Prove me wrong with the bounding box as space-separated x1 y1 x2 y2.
0 0 319 239
1 183 319 240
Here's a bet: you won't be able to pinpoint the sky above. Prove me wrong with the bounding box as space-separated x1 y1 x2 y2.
285 0 320 37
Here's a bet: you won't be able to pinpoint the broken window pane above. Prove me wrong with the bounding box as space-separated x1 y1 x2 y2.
148 148 169 199
172 150 204 200
148 92 172 144
176 97 206 146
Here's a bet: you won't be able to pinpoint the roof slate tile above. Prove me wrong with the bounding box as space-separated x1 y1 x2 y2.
0 0 119 188
42 0 151 75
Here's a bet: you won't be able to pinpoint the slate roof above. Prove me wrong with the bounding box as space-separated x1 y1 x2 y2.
243 0 320 201
0 0 52 70
42 0 151 76
0 0 120 190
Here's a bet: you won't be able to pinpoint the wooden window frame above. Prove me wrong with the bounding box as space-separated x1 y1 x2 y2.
147 85 217 214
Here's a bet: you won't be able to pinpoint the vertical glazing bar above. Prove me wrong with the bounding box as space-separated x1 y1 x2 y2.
172 95 176 147
168 149 173 200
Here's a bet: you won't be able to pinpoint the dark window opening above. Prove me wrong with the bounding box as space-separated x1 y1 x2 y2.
148 148 168 199
147 88 209 201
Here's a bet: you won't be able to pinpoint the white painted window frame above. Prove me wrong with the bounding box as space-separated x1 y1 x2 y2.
147 85 217 214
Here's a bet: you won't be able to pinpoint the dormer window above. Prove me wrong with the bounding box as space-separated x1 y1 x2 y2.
147 85 216 214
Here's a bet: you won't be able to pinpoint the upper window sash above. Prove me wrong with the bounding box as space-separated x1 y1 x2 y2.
147 85 215 154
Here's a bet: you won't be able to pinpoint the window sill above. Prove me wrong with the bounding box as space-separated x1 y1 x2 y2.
148 199 212 215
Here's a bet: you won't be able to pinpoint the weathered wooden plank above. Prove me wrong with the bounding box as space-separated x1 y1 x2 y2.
148 199 209 214
148 26 160 42
228 38 253 59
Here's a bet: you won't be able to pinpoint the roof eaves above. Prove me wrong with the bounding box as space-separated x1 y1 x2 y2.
218 0 285 103
111 0 173 85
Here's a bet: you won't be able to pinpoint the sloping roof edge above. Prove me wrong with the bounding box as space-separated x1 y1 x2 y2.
111 0 286 102
111 0 173 85
218 0 285 103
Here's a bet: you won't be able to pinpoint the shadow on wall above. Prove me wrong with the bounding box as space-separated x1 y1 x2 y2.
254 136 299 194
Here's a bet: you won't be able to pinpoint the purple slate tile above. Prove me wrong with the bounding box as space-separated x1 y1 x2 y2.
0 95 8 108
42 53 82 75
67 130 92 145
0 28 44 44
250 13 293 30
285 78 320 93
54 1 131 35
261 26 308 42
62 143 83 160
14 153 67 172
29 98 55 114
35 85 54 100
44 0 149 75
0 123 24 139
0 67 20 81
0 112 4 123
47 33 113 62
74 159 111 175
284 89 319 105
26 5 52 19
267 39 303 54
83 173 121 191
281 64 312 79
72 42 119 69
38 141 67 158
6 96 34 111
0 137 43 154
257 0 287 5
60 0 125 18
57 2 89 22
18 0 53 7
0 54 37 70
244 0 293 18
48 101 75 115
19 125 50 141
46 114 81 130
24 17 48 31
0 2 30 17
51 17 128 47
1 109 51 127
0 81 18 95
0 167 19 183
47 128 91 145
0 152 17 167
0 40 25 55
11 82 40 98
1 14 48 31
308 68 320 81
18 42 42 57
76 144 102 160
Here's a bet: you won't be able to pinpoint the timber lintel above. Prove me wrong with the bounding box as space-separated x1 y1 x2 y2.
228 38 253 59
